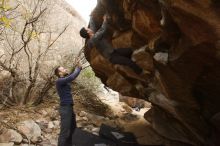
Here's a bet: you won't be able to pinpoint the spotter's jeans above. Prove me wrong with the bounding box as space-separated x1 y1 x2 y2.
58 104 76 146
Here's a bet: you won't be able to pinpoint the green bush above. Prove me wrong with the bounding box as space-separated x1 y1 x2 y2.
77 67 101 93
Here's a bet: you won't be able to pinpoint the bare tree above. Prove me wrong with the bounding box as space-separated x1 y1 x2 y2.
0 0 69 106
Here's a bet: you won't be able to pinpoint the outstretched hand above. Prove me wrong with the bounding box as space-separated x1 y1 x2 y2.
74 57 82 69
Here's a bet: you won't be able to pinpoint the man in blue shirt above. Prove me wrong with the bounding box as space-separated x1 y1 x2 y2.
54 62 82 146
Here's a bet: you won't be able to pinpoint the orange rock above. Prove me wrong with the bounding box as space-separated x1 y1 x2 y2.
83 0 220 145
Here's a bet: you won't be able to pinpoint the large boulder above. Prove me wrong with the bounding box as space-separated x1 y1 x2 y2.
0 129 22 144
17 120 42 143
84 0 220 145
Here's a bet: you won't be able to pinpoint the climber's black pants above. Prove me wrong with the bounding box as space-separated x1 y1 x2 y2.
58 104 76 146
109 48 142 74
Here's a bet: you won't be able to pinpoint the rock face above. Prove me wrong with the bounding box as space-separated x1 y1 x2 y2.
84 0 220 145
0 129 22 144
119 94 150 109
17 120 42 143
48 0 86 54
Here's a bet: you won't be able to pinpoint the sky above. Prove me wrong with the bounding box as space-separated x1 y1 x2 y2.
65 0 97 23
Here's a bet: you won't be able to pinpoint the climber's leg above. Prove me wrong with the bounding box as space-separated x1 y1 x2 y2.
114 48 133 58
109 51 142 74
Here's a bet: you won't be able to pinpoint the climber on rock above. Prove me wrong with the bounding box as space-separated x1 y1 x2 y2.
79 14 143 75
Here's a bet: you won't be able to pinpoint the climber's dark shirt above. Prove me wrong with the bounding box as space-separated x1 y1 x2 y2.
88 19 114 59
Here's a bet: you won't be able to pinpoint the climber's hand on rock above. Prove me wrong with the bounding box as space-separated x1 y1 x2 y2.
103 14 107 21
103 14 111 22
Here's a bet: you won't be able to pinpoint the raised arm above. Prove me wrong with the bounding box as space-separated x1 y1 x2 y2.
91 15 111 41
57 67 81 85
89 16 98 32
89 0 105 32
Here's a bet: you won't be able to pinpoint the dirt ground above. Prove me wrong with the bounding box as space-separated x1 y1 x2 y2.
0 87 163 145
